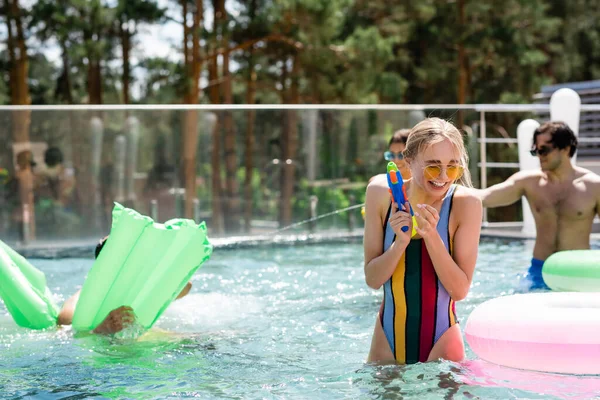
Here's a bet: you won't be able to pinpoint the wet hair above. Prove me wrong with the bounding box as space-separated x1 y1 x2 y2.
388 129 410 147
94 236 108 259
533 121 577 157
44 147 64 167
404 117 473 187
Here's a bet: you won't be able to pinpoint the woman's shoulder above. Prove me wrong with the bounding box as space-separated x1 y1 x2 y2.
451 185 482 210
366 173 389 193
365 174 392 214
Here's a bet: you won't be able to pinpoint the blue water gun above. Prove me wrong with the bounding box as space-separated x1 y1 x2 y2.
386 162 416 234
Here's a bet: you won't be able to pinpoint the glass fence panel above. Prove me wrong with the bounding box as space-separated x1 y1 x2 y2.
1 106 597 244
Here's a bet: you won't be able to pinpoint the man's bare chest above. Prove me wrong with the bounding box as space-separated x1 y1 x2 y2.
527 180 596 220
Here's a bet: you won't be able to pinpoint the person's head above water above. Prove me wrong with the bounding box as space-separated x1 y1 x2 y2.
44 147 64 168
388 129 410 147
403 118 472 196
94 236 108 259
385 129 411 178
93 235 192 300
531 121 577 172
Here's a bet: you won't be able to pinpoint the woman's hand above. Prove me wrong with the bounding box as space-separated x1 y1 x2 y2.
414 203 440 240
389 201 413 243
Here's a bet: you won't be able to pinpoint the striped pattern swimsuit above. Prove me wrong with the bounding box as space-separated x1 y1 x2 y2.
379 184 457 364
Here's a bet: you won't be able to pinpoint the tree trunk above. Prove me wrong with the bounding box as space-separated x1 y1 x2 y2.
182 110 199 218
457 0 468 128
6 0 35 240
214 0 239 233
181 0 203 219
243 0 258 233
83 4 103 105
222 53 239 232
57 39 74 103
321 111 335 179
86 60 103 231
57 38 85 216
6 0 30 142
208 0 224 234
120 21 131 105
244 57 257 233
208 60 223 233
87 48 103 104
279 55 299 228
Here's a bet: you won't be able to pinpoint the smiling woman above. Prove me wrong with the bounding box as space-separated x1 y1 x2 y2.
363 117 482 365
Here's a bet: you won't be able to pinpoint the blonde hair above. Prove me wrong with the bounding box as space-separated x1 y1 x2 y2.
403 118 473 187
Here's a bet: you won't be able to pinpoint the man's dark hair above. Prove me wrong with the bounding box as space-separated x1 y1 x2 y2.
44 147 64 167
533 121 577 157
388 129 410 146
94 236 108 259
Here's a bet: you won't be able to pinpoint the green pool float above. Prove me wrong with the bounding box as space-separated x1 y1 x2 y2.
72 203 213 332
542 250 600 292
0 240 59 330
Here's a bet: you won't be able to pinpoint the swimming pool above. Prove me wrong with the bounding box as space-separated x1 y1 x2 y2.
1 238 599 399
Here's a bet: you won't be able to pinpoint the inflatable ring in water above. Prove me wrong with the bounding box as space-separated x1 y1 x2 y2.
465 292 600 374
542 250 600 292
72 203 213 332
0 240 58 329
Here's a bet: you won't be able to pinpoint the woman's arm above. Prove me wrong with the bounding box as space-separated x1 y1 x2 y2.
363 179 412 289
416 190 482 301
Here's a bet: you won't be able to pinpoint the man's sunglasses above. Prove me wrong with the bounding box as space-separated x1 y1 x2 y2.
423 164 464 181
384 151 404 161
529 146 555 157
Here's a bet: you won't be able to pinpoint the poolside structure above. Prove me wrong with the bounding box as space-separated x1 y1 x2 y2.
534 80 600 174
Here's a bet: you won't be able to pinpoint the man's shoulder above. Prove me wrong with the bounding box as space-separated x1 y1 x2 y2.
577 166 600 180
510 169 544 186
576 167 600 189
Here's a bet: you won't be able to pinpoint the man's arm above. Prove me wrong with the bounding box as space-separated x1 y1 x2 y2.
92 306 135 334
475 171 528 208
58 289 135 335
596 178 600 221
57 289 81 326
176 281 192 299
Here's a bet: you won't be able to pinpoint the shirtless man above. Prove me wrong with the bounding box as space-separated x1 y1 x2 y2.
474 121 600 289
57 236 192 334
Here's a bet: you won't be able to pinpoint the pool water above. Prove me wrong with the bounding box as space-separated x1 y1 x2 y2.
1 238 599 399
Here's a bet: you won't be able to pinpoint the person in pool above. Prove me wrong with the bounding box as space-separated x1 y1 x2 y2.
363 129 413 219
473 121 600 290
368 129 412 184
384 129 412 180
57 236 192 334
363 117 482 364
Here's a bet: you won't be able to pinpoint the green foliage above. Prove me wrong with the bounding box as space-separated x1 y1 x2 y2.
5 0 600 233
291 179 360 230
138 58 186 103
2 0 597 107
13 0 597 107
27 54 58 105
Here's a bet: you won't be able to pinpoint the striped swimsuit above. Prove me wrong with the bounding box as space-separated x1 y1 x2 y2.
380 184 457 363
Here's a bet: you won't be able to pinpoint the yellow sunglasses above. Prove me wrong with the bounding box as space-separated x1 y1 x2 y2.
423 164 464 181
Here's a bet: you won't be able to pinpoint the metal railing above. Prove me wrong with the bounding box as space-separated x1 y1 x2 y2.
3 103 600 231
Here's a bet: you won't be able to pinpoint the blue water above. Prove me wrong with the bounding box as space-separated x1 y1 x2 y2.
1 238 599 399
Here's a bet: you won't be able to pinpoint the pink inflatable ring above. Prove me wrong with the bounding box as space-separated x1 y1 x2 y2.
465 292 600 374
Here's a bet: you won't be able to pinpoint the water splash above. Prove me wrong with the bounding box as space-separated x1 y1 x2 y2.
270 203 365 235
